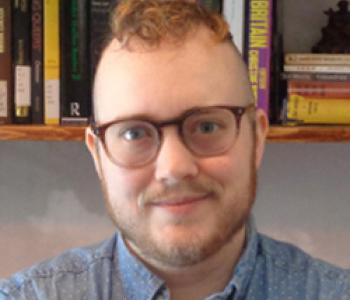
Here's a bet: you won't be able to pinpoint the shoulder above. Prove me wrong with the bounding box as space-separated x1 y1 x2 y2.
257 233 350 296
0 234 118 299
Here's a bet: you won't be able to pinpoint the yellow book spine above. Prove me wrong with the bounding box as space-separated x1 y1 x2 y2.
287 94 350 124
44 0 59 125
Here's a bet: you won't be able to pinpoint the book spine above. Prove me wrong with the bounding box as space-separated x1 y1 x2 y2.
44 0 59 125
222 0 244 54
0 0 12 124
284 64 350 74
31 0 43 124
282 72 350 82
89 1 118 84
285 53 350 65
288 80 350 98
59 0 68 124
242 0 250 62
60 0 90 125
245 0 273 114
269 0 284 124
287 94 350 124
12 0 32 124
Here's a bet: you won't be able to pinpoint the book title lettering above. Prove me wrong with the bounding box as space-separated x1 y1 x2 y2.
71 0 81 81
70 102 80 116
249 50 259 99
32 0 42 50
249 0 269 48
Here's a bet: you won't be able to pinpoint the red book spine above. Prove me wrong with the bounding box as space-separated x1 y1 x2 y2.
0 0 12 124
288 80 350 99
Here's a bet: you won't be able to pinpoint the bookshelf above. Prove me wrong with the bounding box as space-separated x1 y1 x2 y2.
0 125 84 141
1 125 350 142
267 126 350 143
1 0 350 144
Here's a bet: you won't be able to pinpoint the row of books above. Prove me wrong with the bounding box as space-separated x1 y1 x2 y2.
225 0 350 126
0 0 274 126
282 53 350 125
4 0 346 127
0 0 117 125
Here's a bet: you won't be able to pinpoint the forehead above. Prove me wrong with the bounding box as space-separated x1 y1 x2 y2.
94 28 251 123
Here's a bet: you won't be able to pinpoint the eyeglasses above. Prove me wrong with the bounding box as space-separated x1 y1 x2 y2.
91 104 255 168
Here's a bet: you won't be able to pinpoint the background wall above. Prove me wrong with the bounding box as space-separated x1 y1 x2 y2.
1 141 350 278
283 0 332 53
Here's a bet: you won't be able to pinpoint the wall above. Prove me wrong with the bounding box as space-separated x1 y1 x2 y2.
1 141 350 278
283 0 333 52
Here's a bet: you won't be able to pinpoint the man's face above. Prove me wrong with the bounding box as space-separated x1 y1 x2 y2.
87 28 268 267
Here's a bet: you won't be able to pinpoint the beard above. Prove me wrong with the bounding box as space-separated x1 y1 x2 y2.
99 151 257 268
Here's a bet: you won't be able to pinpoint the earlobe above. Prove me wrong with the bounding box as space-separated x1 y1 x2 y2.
254 109 269 169
85 127 103 178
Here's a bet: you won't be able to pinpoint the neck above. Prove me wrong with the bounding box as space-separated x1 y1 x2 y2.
131 225 246 300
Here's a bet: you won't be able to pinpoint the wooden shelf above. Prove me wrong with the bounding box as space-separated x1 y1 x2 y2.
268 125 350 143
1 125 350 142
0 125 85 141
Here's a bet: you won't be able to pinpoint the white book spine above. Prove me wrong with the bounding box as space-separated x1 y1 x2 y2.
44 80 60 124
223 0 245 54
0 81 7 118
284 64 350 74
15 65 31 107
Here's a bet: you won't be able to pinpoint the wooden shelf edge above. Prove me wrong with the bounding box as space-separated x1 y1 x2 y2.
268 125 350 143
1 125 350 142
0 125 86 141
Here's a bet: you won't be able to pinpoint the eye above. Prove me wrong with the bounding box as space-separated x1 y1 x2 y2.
192 119 226 135
120 126 149 141
197 121 220 134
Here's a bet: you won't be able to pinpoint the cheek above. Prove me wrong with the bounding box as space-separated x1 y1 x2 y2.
102 157 154 203
200 152 252 188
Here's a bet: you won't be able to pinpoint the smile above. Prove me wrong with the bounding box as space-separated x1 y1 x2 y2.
150 193 212 215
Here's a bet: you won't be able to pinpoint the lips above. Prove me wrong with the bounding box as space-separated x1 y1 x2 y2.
149 193 212 215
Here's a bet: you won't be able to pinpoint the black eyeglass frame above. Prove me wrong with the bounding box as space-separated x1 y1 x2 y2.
90 104 256 167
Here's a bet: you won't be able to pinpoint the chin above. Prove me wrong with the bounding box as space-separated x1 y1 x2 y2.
124 213 247 268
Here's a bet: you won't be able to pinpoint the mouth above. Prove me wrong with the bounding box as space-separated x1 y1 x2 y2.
150 193 213 215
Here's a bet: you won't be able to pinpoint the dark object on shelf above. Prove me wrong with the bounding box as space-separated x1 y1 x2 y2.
312 0 350 53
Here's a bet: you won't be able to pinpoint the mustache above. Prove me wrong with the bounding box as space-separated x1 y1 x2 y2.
138 180 223 207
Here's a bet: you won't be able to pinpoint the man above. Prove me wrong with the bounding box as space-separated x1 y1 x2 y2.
1 1 349 299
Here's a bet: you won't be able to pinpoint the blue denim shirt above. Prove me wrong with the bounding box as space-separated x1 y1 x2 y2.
1 222 350 300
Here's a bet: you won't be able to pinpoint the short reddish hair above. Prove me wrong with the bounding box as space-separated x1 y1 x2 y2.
110 0 231 48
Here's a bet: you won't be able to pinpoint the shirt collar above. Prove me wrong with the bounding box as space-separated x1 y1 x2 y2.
203 217 259 299
228 217 259 297
117 235 165 300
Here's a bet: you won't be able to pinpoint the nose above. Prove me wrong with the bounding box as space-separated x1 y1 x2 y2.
154 127 199 185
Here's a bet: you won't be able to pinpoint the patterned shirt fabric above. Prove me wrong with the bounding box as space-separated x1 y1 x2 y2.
1 220 350 300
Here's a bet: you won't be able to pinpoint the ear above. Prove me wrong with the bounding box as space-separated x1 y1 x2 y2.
254 108 269 169
85 127 102 178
